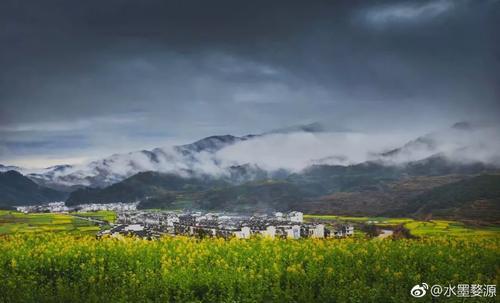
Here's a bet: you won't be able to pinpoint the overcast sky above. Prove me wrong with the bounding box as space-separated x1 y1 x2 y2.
1 0 499 168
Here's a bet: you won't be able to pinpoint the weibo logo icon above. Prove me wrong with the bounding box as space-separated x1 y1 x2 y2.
410 283 429 298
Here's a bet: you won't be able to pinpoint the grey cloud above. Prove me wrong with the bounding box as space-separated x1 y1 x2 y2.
359 0 456 26
0 0 499 167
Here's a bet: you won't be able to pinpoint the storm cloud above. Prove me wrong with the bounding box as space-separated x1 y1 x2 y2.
0 0 499 167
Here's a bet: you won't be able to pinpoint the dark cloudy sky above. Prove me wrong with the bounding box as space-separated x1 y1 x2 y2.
1 0 499 168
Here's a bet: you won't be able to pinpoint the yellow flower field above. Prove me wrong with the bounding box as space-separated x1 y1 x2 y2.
0 234 498 302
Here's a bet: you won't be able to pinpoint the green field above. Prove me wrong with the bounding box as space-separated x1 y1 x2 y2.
0 210 101 235
304 214 500 238
2 210 498 238
74 210 117 223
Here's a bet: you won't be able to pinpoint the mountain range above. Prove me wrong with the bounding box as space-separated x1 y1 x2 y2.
1 122 499 223
8 121 500 188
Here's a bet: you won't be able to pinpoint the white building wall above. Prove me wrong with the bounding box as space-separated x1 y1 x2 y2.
234 226 251 239
286 225 301 239
261 226 276 238
312 224 325 238
345 226 354 236
288 211 303 223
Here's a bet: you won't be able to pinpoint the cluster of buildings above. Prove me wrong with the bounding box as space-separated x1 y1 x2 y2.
16 202 138 213
16 202 69 213
75 202 139 212
14 203 354 240
98 210 354 240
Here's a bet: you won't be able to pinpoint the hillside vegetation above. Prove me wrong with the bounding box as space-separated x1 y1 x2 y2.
298 174 500 223
66 172 227 205
0 171 67 208
408 174 500 223
63 167 500 223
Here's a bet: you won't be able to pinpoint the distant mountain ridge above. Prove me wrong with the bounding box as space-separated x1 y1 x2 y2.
66 171 228 206
26 135 254 189
298 173 500 224
0 171 67 208
64 155 500 222
0 164 23 172
16 122 329 188
6 121 496 190
2 121 500 223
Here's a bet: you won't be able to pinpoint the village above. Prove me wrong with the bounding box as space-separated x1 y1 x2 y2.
14 202 354 240
99 210 354 239
15 201 139 213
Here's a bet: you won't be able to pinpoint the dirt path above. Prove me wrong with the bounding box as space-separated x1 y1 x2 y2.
378 229 393 239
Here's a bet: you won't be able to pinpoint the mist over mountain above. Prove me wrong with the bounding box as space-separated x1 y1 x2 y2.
2 121 499 222
0 164 23 173
63 157 500 222
3 121 500 189
379 122 500 165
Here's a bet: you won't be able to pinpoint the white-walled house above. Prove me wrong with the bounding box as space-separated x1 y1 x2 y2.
286 225 301 239
233 226 251 239
288 211 303 223
260 226 276 238
310 224 325 238
345 225 354 236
